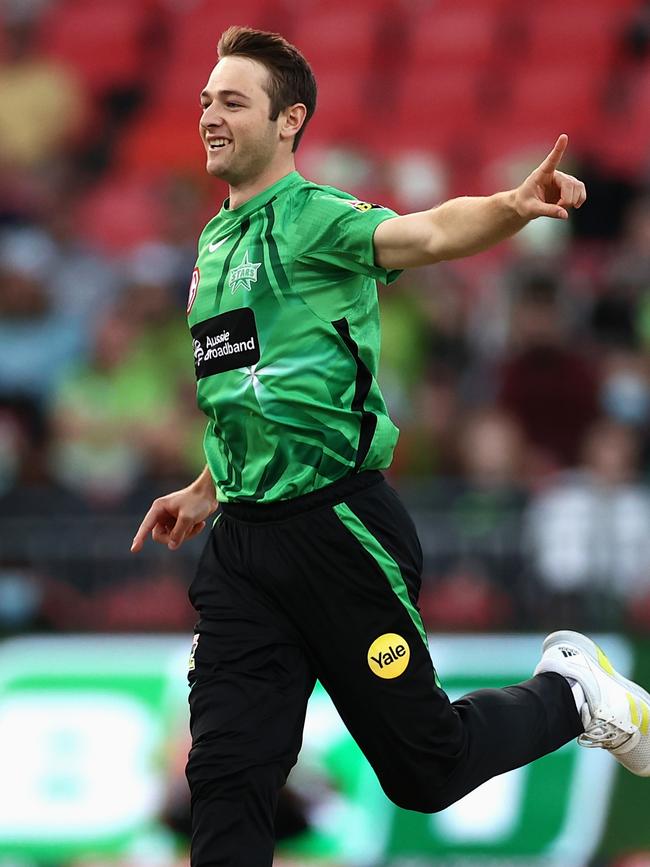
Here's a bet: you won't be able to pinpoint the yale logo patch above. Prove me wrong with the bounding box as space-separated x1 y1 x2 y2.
367 633 410 679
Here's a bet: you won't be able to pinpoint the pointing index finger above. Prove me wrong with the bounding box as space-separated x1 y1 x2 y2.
539 134 568 174
131 506 159 552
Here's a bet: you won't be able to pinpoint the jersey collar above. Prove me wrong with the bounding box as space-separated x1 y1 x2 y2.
219 171 303 222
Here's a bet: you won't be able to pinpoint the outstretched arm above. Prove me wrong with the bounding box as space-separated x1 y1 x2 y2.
373 134 586 270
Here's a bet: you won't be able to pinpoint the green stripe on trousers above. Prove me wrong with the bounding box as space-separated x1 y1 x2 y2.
333 502 428 648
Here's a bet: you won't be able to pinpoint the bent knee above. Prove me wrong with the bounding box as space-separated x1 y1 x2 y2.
383 780 456 814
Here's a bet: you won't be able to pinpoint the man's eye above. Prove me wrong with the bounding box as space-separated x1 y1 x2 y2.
226 102 242 108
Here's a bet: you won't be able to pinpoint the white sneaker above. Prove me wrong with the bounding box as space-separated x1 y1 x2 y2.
534 630 650 776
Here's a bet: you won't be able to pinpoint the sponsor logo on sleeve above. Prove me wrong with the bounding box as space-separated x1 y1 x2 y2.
348 200 384 213
187 267 200 314
367 633 410 679
190 307 260 379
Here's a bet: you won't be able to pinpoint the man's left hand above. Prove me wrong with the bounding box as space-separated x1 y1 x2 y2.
513 134 587 221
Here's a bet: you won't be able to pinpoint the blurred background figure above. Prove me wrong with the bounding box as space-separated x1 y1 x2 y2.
49 308 169 504
0 228 84 404
418 407 528 631
496 268 600 477
0 17 86 170
526 418 650 630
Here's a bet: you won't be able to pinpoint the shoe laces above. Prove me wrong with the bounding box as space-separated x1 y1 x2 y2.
578 704 635 750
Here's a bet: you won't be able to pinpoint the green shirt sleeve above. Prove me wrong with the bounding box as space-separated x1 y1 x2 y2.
293 189 402 285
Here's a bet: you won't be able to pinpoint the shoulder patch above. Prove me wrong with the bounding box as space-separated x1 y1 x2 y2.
187 267 200 315
348 200 384 213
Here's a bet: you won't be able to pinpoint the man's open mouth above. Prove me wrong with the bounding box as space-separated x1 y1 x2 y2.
208 138 230 151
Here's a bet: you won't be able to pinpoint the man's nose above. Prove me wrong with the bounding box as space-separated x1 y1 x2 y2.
201 105 224 129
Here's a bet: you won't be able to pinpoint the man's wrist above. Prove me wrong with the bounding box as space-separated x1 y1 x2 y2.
500 188 523 222
190 467 217 499
506 186 535 225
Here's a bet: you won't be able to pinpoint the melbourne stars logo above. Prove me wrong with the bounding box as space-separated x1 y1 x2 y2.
228 249 261 294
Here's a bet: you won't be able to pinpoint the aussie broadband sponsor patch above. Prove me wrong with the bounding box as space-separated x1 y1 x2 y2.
191 308 260 379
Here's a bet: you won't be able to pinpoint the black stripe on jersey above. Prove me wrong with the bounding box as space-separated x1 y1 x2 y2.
215 217 250 306
332 317 378 471
264 201 290 293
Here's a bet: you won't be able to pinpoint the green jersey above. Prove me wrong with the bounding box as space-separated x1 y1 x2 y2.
187 171 402 503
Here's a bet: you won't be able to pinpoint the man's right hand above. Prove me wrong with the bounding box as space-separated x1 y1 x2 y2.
131 475 218 553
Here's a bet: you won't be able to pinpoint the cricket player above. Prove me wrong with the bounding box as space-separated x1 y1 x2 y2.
132 26 650 867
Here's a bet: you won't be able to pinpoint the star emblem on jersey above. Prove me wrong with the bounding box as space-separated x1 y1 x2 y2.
228 250 261 294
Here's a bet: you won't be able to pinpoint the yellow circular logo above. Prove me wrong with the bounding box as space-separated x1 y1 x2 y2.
367 633 410 679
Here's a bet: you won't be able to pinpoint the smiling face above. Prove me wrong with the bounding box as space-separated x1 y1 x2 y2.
199 56 283 187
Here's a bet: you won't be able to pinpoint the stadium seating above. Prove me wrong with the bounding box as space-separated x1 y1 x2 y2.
11 0 650 223
596 67 650 175
290 8 381 75
36 0 158 93
300 70 372 146
73 169 167 252
392 67 484 155
117 101 204 175
168 0 274 60
407 7 500 68
521 6 626 66
499 66 605 144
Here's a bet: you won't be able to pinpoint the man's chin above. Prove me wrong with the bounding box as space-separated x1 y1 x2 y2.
206 160 227 179
205 151 234 179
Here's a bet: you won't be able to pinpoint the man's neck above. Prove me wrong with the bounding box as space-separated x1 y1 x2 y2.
227 158 296 210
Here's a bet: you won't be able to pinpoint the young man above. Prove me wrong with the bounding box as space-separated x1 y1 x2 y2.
132 26 650 867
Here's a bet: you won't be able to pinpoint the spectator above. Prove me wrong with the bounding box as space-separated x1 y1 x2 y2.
49 308 182 504
621 0 650 62
589 287 638 350
119 240 193 385
0 393 87 518
0 395 47 496
0 228 84 403
497 269 600 475
525 418 650 629
44 179 121 327
390 366 461 478
0 396 82 634
0 19 86 169
599 347 650 429
418 408 528 630
377 277 429 420
606 195 650 301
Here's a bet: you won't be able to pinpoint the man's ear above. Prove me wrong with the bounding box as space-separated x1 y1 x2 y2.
279 103 307 144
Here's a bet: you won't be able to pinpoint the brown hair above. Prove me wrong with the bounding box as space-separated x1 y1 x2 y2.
217 25 317 151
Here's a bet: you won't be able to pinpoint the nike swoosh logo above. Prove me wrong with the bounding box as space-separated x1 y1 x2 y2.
208 235 232 253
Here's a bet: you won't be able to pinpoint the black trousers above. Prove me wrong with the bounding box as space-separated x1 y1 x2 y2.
185 471 582 867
